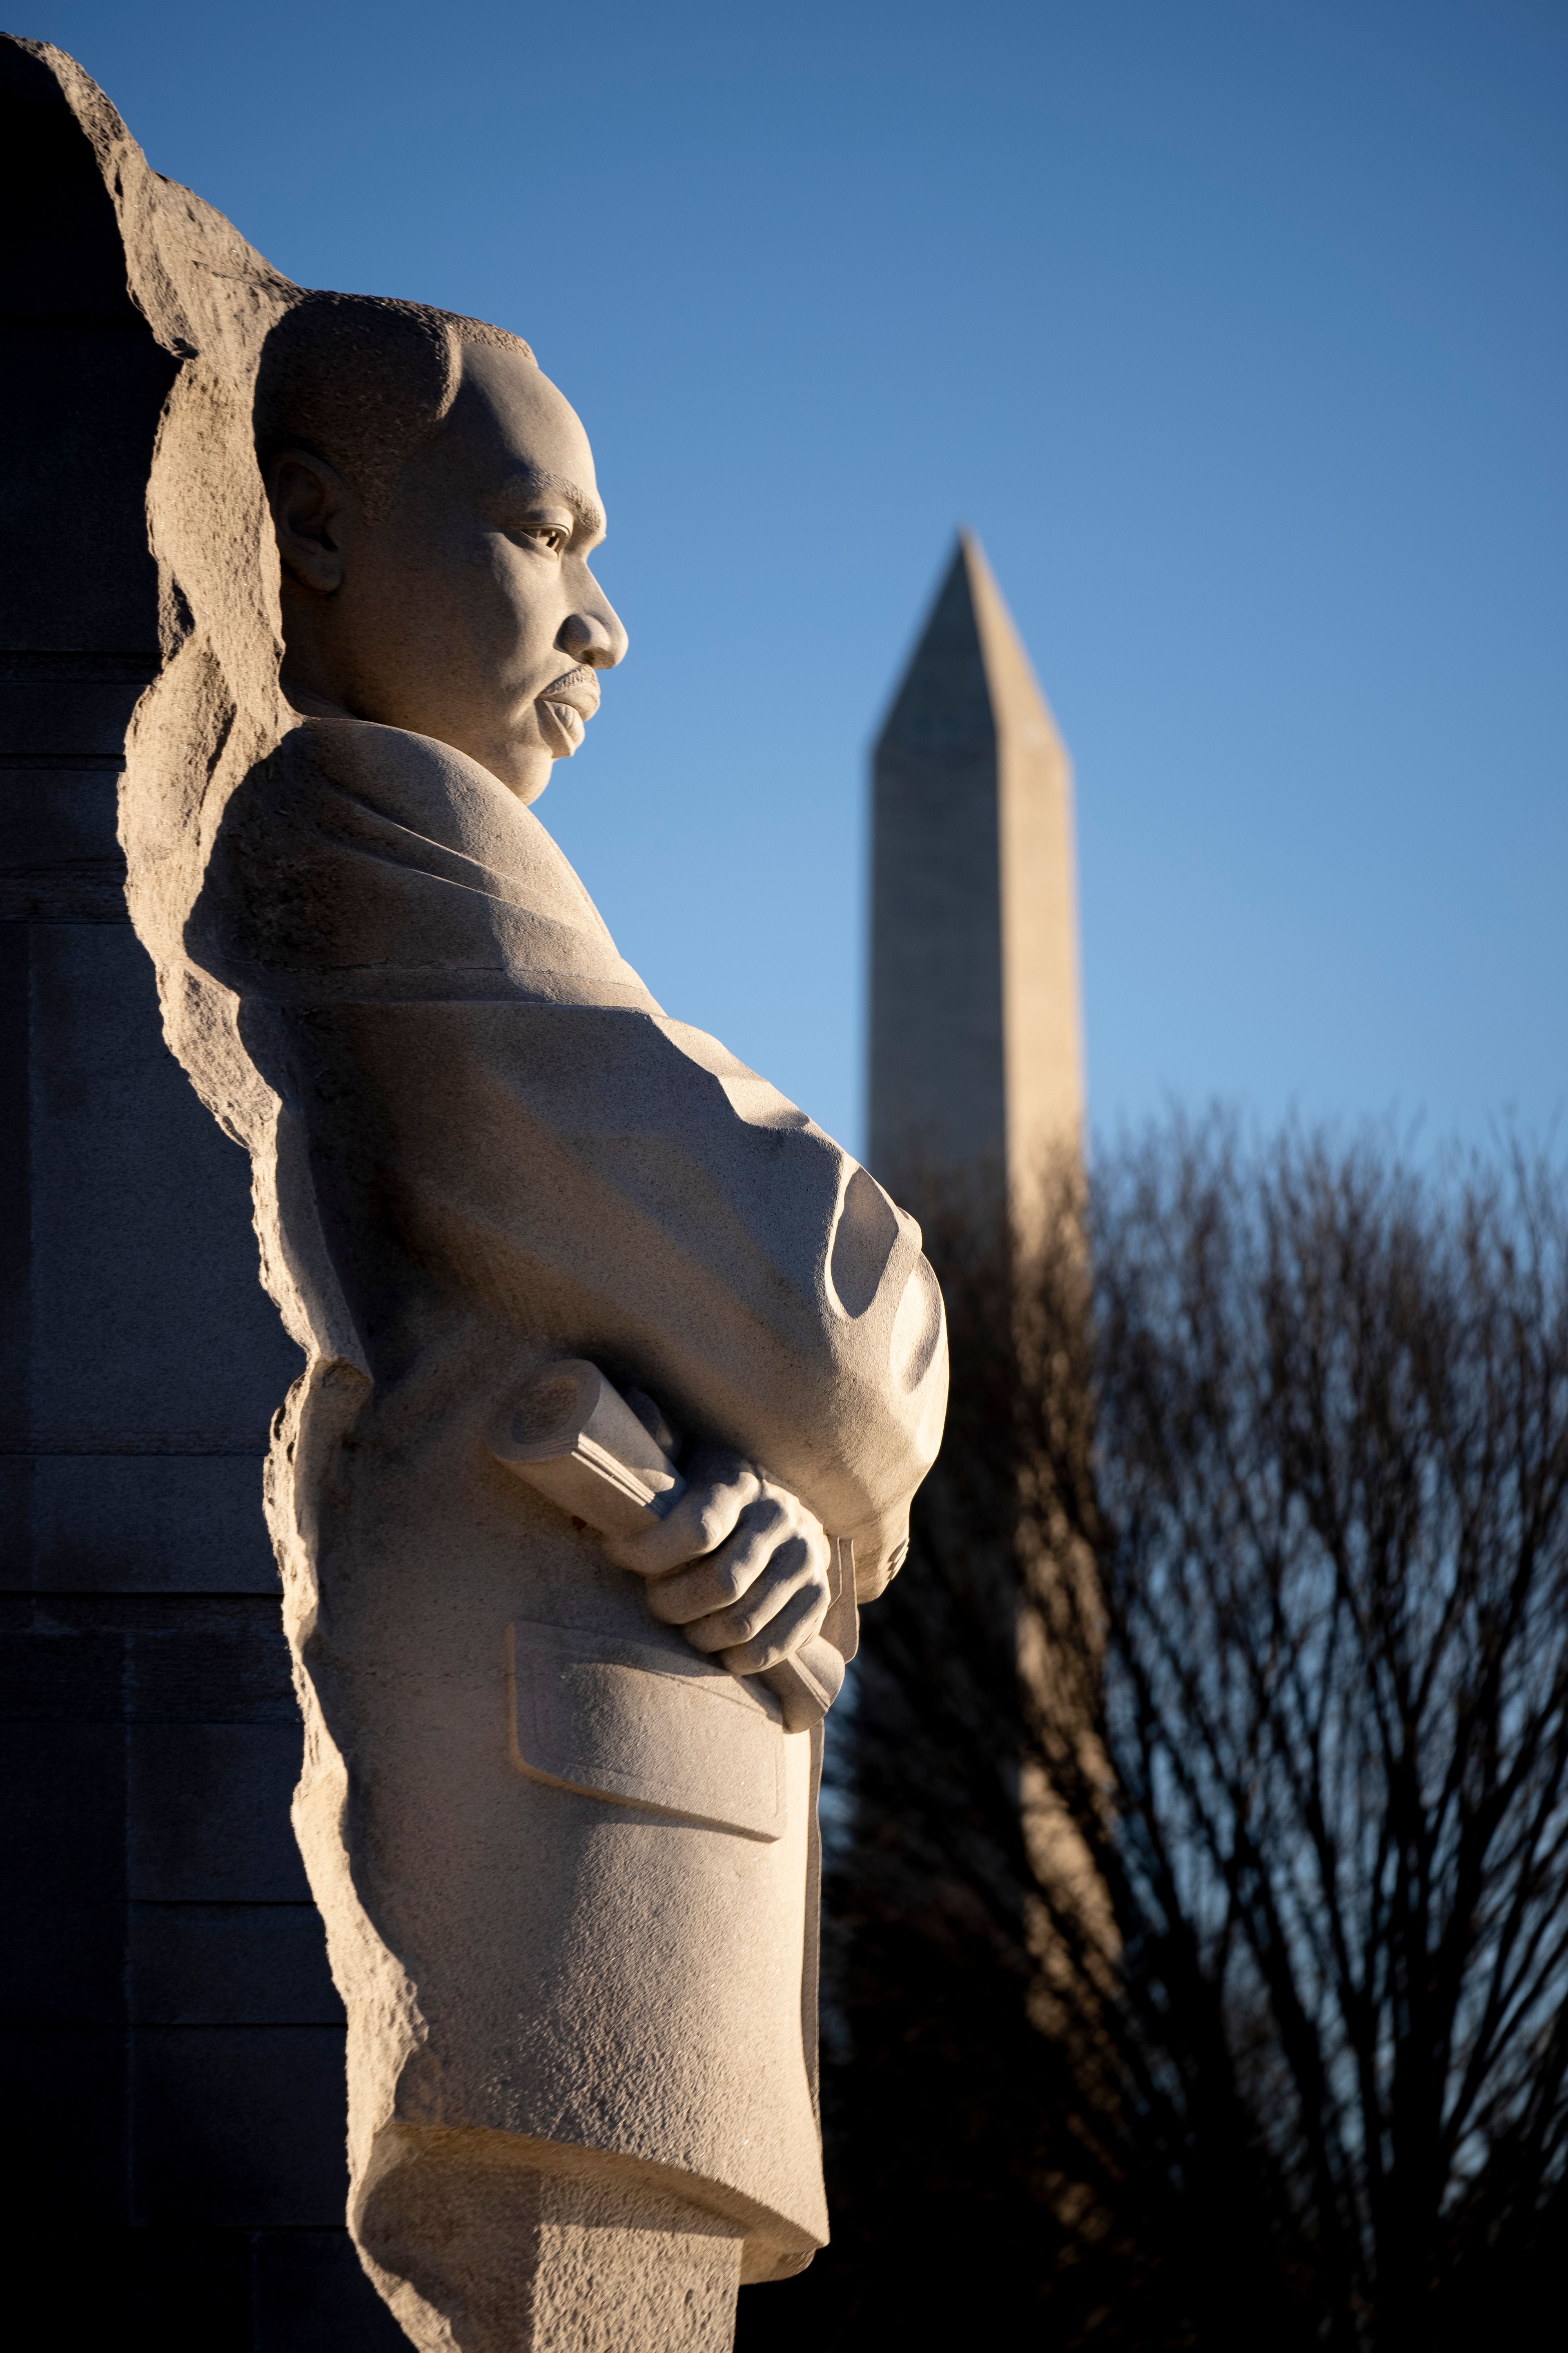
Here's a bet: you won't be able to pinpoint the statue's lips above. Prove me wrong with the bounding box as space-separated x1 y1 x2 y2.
538 668 600 756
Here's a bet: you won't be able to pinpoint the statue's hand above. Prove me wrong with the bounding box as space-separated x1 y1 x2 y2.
601 1447 833 1677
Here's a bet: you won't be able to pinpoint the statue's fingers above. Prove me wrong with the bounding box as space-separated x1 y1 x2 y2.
716 1579 831 1677
672 1534 822 1650
600 1463 759 1575
643 1508 792 1626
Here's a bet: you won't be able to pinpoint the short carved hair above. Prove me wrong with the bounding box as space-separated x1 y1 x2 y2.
253 291 535 517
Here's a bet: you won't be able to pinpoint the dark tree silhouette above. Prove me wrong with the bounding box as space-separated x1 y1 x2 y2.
739 1126 1568 2351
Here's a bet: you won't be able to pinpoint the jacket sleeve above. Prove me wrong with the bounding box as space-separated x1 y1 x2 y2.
190 720 947 1594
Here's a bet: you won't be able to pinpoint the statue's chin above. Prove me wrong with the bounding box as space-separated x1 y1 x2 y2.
501 746 556 804
434 723 554 801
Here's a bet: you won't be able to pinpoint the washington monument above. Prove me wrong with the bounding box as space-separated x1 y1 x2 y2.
869 533 1083 1218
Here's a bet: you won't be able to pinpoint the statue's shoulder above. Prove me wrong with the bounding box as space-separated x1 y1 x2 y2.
276 714 547 862
280 711 495 799
271 714 611 923
197 714 646 1003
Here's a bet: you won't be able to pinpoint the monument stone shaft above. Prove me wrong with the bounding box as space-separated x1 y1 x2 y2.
0 40 402 2348
869 533 1111 2101
869 533 1083 1216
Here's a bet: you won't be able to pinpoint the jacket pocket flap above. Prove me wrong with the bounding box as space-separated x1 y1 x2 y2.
508 1620 787 1842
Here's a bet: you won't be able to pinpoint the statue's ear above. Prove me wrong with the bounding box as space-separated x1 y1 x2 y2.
266 445 353 593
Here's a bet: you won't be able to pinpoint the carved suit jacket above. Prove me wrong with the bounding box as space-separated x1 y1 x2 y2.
186 716 948 2279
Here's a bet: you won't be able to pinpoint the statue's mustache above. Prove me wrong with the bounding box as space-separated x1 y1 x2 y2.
539 666 599 719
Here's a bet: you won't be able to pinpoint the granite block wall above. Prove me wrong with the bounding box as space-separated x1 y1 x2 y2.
0 40 403 2345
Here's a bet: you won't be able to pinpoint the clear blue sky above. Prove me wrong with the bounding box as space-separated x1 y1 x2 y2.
23 0 1567 1157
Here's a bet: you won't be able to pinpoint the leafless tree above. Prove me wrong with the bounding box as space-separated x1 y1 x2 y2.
739 1124 1568 2351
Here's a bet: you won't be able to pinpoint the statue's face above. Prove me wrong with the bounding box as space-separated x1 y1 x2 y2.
272 343 627 801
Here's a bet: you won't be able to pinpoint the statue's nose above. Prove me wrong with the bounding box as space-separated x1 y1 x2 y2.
559 607 628 671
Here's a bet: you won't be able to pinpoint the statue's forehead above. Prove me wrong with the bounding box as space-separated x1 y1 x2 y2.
457 347 598 490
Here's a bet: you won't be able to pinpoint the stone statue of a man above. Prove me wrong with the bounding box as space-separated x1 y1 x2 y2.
165 288 948 2349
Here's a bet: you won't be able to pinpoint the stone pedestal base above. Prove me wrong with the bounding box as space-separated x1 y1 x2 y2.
359 2141 747 2352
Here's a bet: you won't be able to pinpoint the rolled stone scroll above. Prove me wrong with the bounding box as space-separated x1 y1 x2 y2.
491 1360 849 1732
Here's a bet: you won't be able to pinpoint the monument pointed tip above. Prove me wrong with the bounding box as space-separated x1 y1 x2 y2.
869 529 1084 1211
874 532 991 755
950 526 987 587
876 531 1063 764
